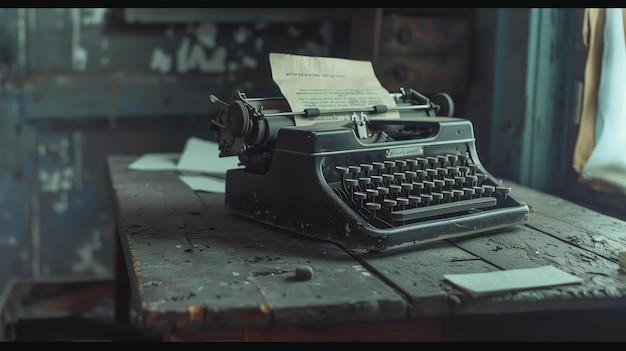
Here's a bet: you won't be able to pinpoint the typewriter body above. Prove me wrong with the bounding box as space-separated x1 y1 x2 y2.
210 88 529 252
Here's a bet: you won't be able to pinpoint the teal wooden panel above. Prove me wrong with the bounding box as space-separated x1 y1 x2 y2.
523 8 576 192
490 8 531 183
0 95 31 287
490 8 576 193
0 7 354 297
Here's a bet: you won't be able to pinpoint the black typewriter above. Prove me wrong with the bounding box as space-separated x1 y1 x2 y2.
209 88 529 252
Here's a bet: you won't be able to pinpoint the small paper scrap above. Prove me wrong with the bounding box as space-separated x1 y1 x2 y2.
443 265 583 297
175 137 241 178
128 153 179 171
127 137 242 193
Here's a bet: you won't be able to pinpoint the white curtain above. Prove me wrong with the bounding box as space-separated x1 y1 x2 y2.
575 8 626 194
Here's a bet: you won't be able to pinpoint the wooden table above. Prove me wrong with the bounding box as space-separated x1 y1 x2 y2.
107 155 626 341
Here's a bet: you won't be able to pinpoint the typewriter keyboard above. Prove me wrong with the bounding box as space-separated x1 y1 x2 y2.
331 152 511 227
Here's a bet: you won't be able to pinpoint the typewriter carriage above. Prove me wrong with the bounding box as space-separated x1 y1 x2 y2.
209 88 454 162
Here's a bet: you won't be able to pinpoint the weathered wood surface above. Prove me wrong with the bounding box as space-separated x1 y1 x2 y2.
108 155 626 339
449 183 626 313
108 156 408 337
512 182 626 261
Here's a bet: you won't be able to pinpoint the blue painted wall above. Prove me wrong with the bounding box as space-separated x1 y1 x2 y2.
0 8 352 294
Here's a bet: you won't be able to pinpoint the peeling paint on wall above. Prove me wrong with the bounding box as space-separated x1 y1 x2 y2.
31 188 40 277
82 8 107 26
150 47 173 73
227 61 239 71
72 131 83 190
196 22 217 48
37 136 82 216
149 21 338 74
100 39 109 66
39 137 70 162
241 56 257 69
0 8 353 301
38 167 73 216
38 168 73 193
175 38 226 74
71 8 88 71
233 25 250 44
72 228 109 275
52 193 69 214
17 8 26 68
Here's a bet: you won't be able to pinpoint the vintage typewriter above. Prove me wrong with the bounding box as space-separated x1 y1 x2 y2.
210 88 529 252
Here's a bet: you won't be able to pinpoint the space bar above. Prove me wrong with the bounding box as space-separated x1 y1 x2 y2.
390 197 497 221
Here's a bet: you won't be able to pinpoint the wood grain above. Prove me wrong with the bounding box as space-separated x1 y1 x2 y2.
107 155 626 340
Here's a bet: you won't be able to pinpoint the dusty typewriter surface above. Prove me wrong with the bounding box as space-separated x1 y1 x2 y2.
212 89 529 251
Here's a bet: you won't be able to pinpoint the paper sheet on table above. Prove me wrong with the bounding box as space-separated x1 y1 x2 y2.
176 137 241 177
128 153 180 171
269 53 399 126
127 137 242 193
443 265 583 297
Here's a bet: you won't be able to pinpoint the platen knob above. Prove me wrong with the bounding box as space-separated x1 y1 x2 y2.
226 100 252 137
